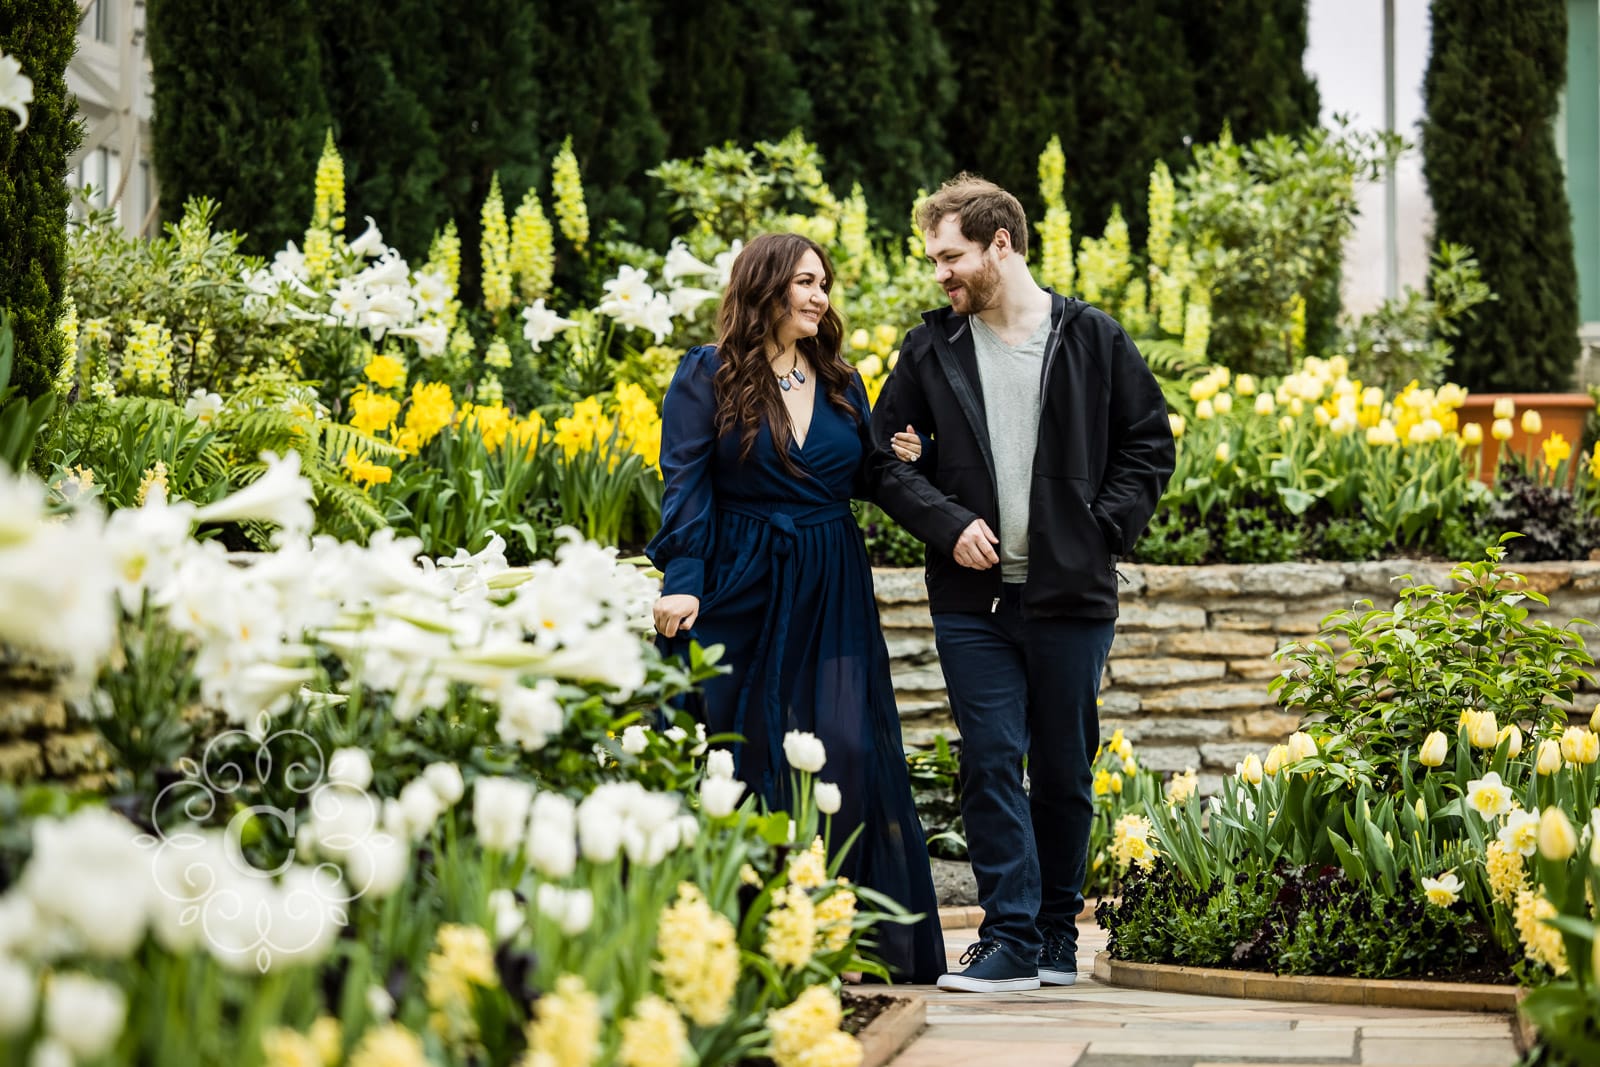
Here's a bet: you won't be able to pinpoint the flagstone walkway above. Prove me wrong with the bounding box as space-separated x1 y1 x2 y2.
885 914 1523 1067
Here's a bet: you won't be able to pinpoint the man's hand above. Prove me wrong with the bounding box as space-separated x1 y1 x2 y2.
653 594 701 637
952 518 1000 570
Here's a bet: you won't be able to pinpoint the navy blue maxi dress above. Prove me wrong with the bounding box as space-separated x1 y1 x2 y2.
646 345 945 984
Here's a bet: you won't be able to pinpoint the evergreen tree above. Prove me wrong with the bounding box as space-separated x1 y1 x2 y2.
1057 0 1197 242
795 0 954 219
527 0 669 245
0 0 81 399
647 0 813 161
935 0 1071 226
1180 0 1321 145
146 0 331 253
314 0 450 258
1423 0 1578 391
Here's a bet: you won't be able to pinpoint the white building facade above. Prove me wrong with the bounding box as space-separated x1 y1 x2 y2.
68 0 156 237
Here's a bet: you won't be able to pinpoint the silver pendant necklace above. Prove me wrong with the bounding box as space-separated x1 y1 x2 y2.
776 352 806 392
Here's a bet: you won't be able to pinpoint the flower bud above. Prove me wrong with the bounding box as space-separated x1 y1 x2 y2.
1418 730 1448 767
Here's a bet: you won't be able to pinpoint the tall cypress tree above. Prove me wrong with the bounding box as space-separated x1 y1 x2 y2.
794 0 954 219
935 0 1071 226
146 0 331 253
1423 0 1578 391
314 0 450 258
527 0 668 245
648 0 813 162
1180 0 1320 145
0 0 81 400
1057 0 1197 242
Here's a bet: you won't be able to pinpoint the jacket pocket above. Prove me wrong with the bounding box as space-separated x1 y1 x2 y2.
1033 476 1116 597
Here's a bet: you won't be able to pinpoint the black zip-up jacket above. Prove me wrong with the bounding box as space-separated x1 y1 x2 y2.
868 292 1176 619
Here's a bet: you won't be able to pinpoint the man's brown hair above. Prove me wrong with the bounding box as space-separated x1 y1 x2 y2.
916 173 1029 258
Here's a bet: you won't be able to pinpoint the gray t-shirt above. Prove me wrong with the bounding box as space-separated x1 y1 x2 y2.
971 312 1050 583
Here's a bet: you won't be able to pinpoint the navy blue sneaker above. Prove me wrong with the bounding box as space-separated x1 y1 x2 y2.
936 939 1041 992
1038 924 1078 986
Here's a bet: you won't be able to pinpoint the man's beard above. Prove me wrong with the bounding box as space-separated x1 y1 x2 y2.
951 256 1001 313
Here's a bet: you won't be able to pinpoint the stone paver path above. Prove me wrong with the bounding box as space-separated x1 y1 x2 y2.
886 918 1522 1067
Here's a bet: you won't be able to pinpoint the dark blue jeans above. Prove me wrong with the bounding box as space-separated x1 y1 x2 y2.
933 583 1115 957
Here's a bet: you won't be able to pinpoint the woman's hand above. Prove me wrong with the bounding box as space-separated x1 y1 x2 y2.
653 594 701 637
891 424 922 462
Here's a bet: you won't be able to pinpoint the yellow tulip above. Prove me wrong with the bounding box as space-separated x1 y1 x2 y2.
1263 744 1288 777
1538 808 1577 861
1235 374 1257 397
1215 441 1231 463
1169 413 1186 439
1196 398 1215 420
1493 397 1515 420
1561 726 1599 765
1278 415 1294 433
1590 703 1600 733
1536 738 1563 775
1418 730 1448 767
1498 724 1523 758
850 328 871 351
1466 710 1499 749
1461 422 1483 446
1237 753 1264 785
1288 732 1318 762
1254 393 1275 416
1213 392 1234 415
1314 406 1331 427
1491 418 1514 442
1522 409 1543 435
1362 386 1385 409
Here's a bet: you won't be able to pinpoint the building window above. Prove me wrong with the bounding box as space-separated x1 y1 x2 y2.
86 0 114 44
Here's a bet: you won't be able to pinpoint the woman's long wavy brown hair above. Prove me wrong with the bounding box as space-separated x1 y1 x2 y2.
713 233 857 475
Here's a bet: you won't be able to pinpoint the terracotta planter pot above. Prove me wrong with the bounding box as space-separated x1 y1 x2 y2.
1453 392 1595 485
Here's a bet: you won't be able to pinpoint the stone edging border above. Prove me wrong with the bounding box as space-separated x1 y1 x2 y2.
1092 951 1523 1014
855 992 928 1067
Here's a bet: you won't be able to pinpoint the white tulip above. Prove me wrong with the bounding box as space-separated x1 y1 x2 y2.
815 782 842 815
423 762 465 807
44 972 126 1059
783 731 827 773
328 748 373 791
706 749 735 780
367 984 395 1019
488 889 524 943
621 725 650 755
473 777 534 853
398 778 445 840
700 776 746 818
526 793 577 879
0 956 36 1035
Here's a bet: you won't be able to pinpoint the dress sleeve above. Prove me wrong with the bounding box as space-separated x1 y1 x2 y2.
646 346 719 599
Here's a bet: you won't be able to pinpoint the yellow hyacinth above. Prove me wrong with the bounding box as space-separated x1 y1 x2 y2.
763 884 818 969
312 131 345 233
1146 160 1175 271
426 221 463 295
510 187 556 302
655 883 739 1026
1513 889 1569 974
524 974 601 1067
617 995 689 1067
552 136 590 253
480 174 512 315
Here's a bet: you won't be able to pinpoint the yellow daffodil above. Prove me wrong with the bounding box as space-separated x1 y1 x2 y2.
1421 870 1462 907
1543 432 1571 468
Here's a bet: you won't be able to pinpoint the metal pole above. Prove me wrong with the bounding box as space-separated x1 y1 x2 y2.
1384 0 1399 299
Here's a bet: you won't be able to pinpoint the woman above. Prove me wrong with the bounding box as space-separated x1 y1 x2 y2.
646 233 943 984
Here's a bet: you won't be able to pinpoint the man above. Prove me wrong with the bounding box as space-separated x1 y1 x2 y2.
869 174 1175 992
